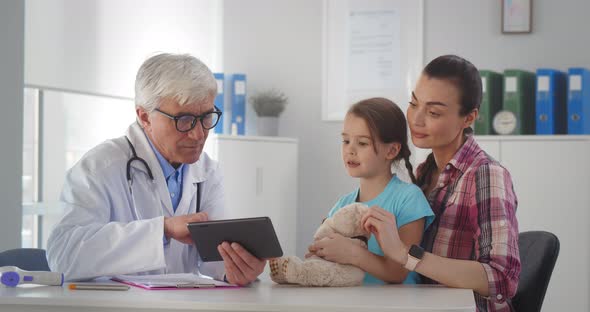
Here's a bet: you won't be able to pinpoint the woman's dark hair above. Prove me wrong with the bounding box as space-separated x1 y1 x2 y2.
416 54 482 189
423 54 482 116
348 97 416 184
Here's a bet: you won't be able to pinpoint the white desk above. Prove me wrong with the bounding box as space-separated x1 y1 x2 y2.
0 282 474 312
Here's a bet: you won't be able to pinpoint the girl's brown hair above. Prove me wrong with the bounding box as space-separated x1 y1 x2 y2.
348 97 416 184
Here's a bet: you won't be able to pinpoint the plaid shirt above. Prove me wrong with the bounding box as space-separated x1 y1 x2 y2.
418 136 520 312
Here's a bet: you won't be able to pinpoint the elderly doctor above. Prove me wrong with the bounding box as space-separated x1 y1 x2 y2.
47 53 266 285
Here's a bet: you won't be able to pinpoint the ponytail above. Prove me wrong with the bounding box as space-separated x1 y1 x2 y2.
416 152 436 191
400 146 416 184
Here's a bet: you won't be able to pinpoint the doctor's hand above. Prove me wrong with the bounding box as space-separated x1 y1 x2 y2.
163 212 208 245
218 242 267 286
361 206 407 265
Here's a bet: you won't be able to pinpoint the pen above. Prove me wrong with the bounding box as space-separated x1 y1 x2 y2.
176 283 216 288
68 283 130 291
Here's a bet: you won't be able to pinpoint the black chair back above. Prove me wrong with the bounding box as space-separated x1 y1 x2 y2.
0 248 51 271
512 231 560 312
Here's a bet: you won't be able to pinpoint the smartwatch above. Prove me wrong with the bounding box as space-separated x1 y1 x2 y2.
404 245 425 271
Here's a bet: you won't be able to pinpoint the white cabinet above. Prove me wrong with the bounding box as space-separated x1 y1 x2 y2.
475 135 590 312
474 140 500 161
204 135 299 262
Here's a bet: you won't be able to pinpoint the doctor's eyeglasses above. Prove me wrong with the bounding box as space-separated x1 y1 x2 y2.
154 107 222 132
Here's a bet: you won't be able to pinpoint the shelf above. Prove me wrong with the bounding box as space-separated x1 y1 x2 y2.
22 201 64 216
474 135 590 142
209 134 298 144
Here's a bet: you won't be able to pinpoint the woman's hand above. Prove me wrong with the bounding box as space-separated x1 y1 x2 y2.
361 206 408 265
307 233 367 266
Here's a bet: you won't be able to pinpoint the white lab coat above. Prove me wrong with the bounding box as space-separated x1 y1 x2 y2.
47 123 225 281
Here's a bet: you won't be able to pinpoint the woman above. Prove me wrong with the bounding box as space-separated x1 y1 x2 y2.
362 55 520 312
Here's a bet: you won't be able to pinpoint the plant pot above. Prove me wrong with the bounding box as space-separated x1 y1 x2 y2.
257 116 279 136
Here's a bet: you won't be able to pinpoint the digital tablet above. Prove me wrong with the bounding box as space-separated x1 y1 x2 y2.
187 217 283 262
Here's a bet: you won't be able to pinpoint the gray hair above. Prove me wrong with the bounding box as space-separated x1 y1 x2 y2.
135 53 217 112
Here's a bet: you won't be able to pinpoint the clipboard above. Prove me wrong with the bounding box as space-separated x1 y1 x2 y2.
111 273 238 290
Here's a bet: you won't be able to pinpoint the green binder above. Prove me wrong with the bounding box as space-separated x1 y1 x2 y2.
476 70 503 135
502 69 536 134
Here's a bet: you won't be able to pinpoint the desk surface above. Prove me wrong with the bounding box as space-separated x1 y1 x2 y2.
0 282 475 312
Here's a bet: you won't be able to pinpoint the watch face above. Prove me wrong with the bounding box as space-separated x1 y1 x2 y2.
409 245 425 259
493 110 518 135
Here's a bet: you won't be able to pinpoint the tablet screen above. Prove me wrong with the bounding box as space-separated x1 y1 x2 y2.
187 217 283 262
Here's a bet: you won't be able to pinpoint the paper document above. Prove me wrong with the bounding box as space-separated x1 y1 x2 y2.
112 273 237 290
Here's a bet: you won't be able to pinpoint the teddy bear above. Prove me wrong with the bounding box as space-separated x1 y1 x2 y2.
269 203 369 287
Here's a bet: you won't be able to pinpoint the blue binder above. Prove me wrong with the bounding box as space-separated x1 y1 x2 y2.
213 73 225 134
567 68 590 134
230 74 247 135
535 69 567 134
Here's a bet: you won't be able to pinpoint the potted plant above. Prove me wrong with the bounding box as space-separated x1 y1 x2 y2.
250 89 288 136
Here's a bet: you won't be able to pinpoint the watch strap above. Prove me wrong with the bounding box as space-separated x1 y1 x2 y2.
404 255 420 271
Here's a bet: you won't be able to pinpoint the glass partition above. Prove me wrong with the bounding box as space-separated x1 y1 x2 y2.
22 87 135 248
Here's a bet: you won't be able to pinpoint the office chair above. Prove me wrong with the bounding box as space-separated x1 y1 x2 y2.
0 248 51 271
512 231 560 312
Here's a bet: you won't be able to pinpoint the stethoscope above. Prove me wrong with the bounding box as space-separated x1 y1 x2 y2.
124 136 201 217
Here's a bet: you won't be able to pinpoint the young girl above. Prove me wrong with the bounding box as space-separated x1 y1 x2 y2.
362 55 520 311
308 97 434 284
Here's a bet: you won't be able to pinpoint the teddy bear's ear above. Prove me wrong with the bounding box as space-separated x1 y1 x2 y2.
313 216 336 240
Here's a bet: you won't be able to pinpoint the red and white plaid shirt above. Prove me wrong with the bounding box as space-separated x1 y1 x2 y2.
418 135 520 312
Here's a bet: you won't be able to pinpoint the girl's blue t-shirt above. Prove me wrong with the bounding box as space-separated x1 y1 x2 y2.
328 175 434 284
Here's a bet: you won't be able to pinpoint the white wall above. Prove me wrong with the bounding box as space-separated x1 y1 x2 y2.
223 0 356 257
0 0 24 250
25 0 223 98
223 0 590 266
424 0 590 72
222 0 423 257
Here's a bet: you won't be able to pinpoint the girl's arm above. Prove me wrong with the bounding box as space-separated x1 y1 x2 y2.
308 219 424 283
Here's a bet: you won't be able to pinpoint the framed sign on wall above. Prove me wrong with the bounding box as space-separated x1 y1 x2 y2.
502 0 533 34
321 0 424 121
